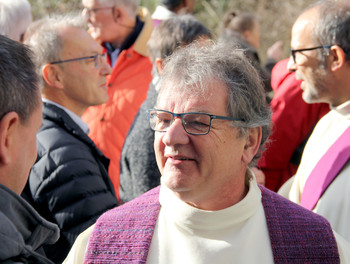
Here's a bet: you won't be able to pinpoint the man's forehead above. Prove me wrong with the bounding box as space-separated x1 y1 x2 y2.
292 8 319 40
61 26 102 54
291 17 316 47
157 79 227 106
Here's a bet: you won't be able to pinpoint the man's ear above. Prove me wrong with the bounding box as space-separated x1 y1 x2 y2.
243 30 252 43
0 112 20 165
155 58 164 74
329 45 346 72
242 127 262 164
42 64 64 89
112 6 122 22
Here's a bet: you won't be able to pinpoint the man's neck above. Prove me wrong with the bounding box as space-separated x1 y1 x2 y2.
110 17 137 48
42 95 85 117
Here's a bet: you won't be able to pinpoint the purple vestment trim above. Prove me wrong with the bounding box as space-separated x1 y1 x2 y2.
260 186 339 263
84 186 339 263
301 126 350 210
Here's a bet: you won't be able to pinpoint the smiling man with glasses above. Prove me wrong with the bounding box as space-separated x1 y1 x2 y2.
22 14 119 263
79 42 350 263
279 0 350 245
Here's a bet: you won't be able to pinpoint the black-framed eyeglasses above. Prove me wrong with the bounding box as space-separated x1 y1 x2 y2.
83 6 114 17
290 45 333 64
148 109 244 136
50 53 107 69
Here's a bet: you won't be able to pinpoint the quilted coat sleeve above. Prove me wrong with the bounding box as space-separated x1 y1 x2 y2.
26 111 119 263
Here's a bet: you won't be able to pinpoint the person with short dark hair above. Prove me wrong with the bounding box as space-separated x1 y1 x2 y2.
0 34 59 264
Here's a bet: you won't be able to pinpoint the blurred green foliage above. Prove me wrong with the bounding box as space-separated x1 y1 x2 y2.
28 0 315 62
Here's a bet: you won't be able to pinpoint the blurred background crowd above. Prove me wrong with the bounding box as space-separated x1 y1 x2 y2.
29 0 314 63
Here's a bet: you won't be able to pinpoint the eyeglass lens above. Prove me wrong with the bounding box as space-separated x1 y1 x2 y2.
291 45 332 64
94 53 106 68
84 7 112 17
149 110 211 135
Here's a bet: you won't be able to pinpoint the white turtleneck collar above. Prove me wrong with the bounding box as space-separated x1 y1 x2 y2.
331 100 350 118
146 171 274 264
159 171 261 232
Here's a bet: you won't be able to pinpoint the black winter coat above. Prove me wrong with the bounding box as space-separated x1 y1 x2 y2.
23 103 119 263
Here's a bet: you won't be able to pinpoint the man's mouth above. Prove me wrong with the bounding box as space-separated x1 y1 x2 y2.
166 155 195 162
175 157 192 161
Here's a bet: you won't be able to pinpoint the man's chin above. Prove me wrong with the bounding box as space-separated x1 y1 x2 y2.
162 172 191 191
302 91 322 104
302 93 313 104
88 29 102 42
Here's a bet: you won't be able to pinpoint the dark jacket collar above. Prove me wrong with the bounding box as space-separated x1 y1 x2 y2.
0 184 59 260
42 102 109 169
103 16 144 58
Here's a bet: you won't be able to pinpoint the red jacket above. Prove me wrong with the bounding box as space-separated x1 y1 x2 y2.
82 8 153 199
258 59 329 191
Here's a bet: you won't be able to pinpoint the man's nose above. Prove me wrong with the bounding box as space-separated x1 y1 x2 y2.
287 56 297 72
100 59 112 75
162 118 190 146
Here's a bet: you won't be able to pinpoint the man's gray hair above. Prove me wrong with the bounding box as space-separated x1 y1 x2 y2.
98 0 140 17
157 41 271 165
0 0 32 41
0 35 39 123
24 13 86 88
307 0 350 62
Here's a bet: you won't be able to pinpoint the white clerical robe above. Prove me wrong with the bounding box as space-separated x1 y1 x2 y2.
146 175 274 264
64 174 350 263
287 100 350 243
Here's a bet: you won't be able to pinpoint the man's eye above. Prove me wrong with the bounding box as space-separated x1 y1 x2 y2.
186 120 209 132
159 118 171 125
155 117 171 130
189 121 209 127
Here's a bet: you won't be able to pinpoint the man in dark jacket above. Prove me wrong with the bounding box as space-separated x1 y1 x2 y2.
0 35 59 263
23 14 118 263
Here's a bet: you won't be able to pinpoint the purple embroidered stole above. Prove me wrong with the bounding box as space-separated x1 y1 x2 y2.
260 186 339 263
84 186 339 263
300 126 350 210
84 187 160 264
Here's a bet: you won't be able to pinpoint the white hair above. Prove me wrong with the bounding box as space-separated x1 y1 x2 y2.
0 0 32 41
